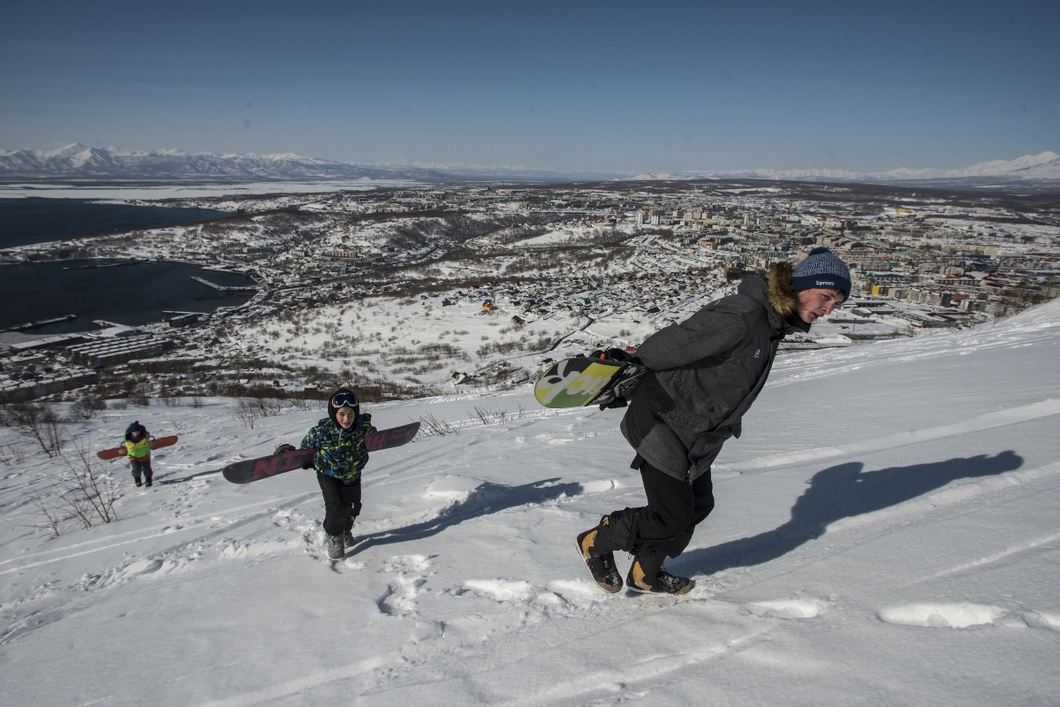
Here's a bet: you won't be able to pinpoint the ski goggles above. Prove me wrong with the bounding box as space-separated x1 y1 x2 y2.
331 392 359 409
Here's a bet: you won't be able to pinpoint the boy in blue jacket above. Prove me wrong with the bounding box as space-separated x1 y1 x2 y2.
300 388 374 559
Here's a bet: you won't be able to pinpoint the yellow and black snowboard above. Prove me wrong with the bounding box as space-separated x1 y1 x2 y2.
534 357 647 409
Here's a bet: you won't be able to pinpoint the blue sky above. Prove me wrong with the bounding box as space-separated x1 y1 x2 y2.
1 0 1056 174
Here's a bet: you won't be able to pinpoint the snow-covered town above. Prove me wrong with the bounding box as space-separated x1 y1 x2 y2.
2 180 1058 406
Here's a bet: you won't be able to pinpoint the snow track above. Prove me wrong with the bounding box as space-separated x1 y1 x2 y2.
722 398 1060 474
3 298 1060 705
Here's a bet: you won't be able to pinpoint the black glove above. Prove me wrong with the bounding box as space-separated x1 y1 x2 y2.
590 348 633 362
599 397 629 410
302 453 316 469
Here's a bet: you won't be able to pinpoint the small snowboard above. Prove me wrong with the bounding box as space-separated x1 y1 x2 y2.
534 357 648 408
222 421 421 484
97 435 179 460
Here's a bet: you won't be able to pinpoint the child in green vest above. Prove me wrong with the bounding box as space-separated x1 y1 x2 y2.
124 421 154 487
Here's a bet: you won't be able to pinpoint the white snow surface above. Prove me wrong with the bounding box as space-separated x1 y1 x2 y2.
3 298 1060 705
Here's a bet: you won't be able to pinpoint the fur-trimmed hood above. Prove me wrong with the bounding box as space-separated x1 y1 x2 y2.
623 259 807 481
764 261 799 319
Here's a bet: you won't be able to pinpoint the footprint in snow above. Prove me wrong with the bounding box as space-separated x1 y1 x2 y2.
877 602 1005 628
1021 611 1060 632
746 598 824 619
459 579 535 603
376 555 433 616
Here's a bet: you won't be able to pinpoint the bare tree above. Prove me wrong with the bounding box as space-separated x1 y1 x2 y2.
33 445 124 535
0 401 66 457
418 413 457 437
0 442 27 466
232 397 284 429
68 395 107 422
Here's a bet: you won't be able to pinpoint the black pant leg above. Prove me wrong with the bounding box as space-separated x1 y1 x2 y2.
610 461 715 557
339 478 362 532
633 461 696 544
130 459 147 483
654 471 715 559
317 473 361 536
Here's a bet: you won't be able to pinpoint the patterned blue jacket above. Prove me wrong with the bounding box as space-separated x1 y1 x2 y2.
299 413 372 483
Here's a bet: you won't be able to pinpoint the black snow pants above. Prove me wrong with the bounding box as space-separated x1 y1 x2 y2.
130 458 153 485
317 472 362 537
597 459 716 576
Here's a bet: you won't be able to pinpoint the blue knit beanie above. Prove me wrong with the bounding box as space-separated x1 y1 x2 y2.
791 247 851 297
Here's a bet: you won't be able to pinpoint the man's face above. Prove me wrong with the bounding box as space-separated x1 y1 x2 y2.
335 407 357 429
796 288 845 323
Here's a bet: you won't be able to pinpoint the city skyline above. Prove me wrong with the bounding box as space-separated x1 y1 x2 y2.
2 0 1057 175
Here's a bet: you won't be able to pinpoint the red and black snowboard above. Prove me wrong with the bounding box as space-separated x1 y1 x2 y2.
97 435 179 460
222 422 420 484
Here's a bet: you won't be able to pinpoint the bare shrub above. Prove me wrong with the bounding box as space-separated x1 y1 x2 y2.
232 397 285 429
32 496 65 537
128 381 151 407
0 442 27 466
34 445 123 534
419 413 457 437
469 404 526 425
0 401 66 457
288 397 321 412
68 395 107 422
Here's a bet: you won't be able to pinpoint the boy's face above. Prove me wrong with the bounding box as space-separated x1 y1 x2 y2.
335 407 357 429
130 429 141 437
796 287 845 323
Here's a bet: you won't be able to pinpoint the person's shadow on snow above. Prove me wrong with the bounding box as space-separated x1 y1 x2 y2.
346 477 581 557
672 450 1023 576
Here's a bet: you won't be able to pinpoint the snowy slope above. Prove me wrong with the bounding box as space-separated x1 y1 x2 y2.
2 298 1060 705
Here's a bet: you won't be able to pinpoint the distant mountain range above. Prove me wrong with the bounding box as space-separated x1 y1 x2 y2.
2 144 1058 191
632 151 1060 192
0 144 463 184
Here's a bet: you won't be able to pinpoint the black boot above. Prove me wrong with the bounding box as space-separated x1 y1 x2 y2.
134 476 142 487
326 534 344 560
576 516 624 593
627 548 694 596
145 475 153 488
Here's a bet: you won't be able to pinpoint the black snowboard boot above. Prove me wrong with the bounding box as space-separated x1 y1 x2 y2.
134 477 142 487
342 521 355 548
145 475 153 487
627 558 694 595
576 516 623 593
326 534 344 560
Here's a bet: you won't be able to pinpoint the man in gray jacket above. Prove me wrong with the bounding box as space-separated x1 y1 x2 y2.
578 247 851 594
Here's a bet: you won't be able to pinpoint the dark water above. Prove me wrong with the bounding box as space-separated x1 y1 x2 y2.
0 260 256 334
0 197 229 248
0 198 249 335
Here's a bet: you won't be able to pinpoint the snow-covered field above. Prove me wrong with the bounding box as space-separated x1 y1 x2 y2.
2 296 1059 705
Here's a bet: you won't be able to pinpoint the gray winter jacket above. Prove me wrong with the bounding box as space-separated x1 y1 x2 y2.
621 263 807 481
